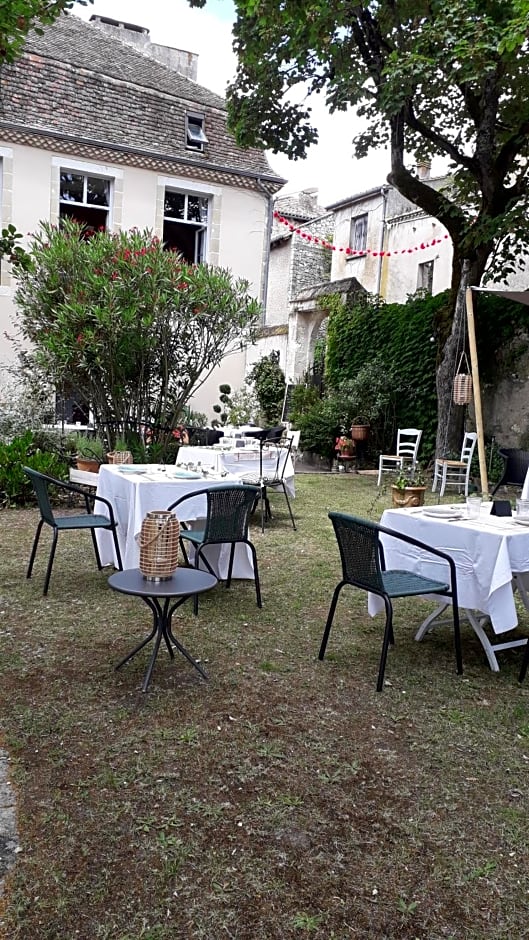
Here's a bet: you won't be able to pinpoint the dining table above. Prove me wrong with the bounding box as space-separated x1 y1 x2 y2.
175 444 296 497
95 464 255 578
368 503 529 671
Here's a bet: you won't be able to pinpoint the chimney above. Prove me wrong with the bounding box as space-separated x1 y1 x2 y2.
417 161 431 180
90 15 199 81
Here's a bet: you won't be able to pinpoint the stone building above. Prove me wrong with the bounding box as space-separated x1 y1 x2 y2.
0 12 284 419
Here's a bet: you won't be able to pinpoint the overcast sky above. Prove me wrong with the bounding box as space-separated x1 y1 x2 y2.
74 0 393 207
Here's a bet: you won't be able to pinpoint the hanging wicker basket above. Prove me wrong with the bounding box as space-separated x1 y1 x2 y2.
136 510 180 582
350 417 370 441
453 353 473 405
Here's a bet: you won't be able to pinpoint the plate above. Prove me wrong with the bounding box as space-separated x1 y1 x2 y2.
116 466 146 474
423 509 463 520
168 469 202 480
513 517 529 527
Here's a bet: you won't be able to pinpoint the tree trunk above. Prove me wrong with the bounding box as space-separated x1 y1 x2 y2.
434 266 469 458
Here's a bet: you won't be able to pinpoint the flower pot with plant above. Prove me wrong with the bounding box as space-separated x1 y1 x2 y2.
391 467 427 507
107 436 133 465
335 435 355 457
72 434 105 473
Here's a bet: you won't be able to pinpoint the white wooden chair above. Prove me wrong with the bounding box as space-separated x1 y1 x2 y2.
377 428 422 486
432 431 478 497
285 429 301 465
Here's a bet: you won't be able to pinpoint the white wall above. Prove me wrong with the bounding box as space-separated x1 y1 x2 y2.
0 144 269 423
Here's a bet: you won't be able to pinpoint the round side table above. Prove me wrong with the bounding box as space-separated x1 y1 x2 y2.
108 567 217 692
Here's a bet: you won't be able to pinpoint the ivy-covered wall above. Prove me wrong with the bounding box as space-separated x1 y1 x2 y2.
324 289 529 462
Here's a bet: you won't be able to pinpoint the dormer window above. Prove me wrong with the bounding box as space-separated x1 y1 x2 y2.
186 113 208 151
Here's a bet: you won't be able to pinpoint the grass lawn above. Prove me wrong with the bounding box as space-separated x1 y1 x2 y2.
1 473 529 939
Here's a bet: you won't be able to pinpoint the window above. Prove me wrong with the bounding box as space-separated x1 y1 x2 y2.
417 260 434 293
60 171 110 232
186 113 208 151
350 214 368 253
163 189 209 263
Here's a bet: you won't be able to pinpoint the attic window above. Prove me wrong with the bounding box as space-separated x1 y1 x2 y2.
186 114 208 150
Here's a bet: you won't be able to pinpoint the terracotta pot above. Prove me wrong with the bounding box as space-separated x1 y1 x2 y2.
391 485 426 508
76 457 100 474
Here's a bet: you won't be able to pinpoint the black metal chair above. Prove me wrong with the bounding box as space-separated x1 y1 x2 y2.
23 466 123 596
167 484 262 614
240 437 296 533
319 512 462 691
491 448 529 495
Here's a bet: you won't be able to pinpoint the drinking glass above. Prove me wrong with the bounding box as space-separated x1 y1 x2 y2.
516 498 529 518
466 496 482 519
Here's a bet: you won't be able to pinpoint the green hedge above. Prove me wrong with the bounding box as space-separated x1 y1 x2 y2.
325 291 446 461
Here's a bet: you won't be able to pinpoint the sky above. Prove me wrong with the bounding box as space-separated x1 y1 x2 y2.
74 0 393 207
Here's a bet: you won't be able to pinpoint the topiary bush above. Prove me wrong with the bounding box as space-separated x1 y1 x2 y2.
246 351 286 425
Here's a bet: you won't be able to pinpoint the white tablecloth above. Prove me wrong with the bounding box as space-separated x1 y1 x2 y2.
176 446 296 497
521 467 529 499
369 506 529 633
95 464 254 578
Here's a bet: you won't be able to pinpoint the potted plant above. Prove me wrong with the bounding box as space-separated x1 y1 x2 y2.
335 435 355 456
107 436 133 465
391 467 427 507
71 434 105 473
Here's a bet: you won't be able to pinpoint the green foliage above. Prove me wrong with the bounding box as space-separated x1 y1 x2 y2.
204 0 529 449
0 430 68 506
246 351 286 425
212 384 232 427
225 385 259 425
222 0 529 281
14 220 261 448
296 358 399 462
288 381 321 428
0 225 31 271
325 291 448 461
0 1 92 64
296 396 342 462
67 434 106 460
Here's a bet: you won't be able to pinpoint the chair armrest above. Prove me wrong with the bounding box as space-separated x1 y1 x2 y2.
44 475 97 514
378 522 459 606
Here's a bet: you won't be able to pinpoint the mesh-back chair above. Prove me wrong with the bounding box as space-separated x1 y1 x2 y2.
319 512 462 692
492 448 529 496
24 466 123 596
240 438 296 533
432 431 477 497
167 484 262 614
377 428 422 486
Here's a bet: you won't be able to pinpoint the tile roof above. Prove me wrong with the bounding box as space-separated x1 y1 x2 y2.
0 13 283 185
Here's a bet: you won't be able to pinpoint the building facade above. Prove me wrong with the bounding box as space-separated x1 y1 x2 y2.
0 12 283 419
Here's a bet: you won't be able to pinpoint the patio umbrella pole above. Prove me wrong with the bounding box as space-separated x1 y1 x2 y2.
466 287 489 496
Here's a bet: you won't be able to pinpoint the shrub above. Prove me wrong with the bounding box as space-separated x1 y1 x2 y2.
246 351 286 425
14 220 261 448
0 431 68 506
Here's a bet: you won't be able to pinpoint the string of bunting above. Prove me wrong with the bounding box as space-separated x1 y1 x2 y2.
273 210 451 258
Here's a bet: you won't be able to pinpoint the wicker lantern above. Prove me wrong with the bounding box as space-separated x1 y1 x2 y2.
453 353 473 405
107 450 133 464
136 510 180 581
